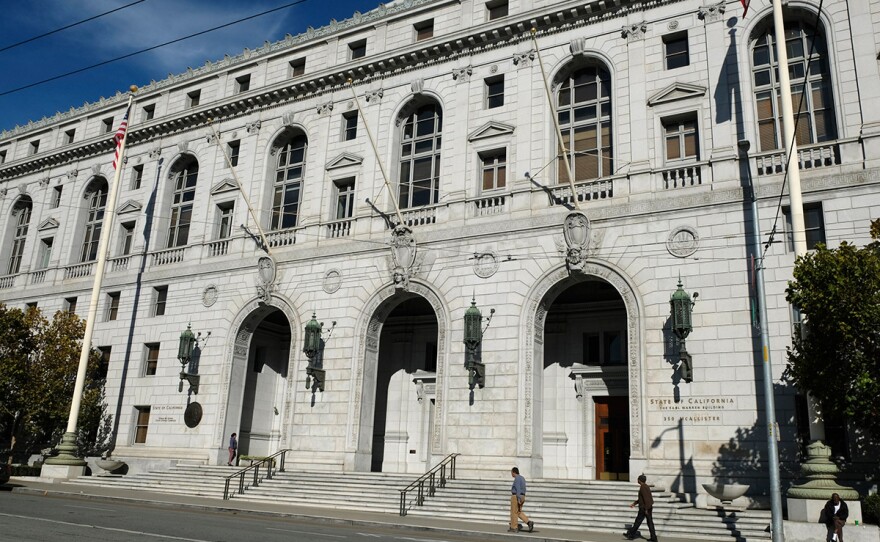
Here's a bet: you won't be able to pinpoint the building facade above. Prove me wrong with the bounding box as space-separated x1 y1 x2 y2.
1 0 879 501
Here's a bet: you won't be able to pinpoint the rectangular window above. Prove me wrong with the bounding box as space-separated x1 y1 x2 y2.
29 140 40 155
65 297 77 314
63 129 76 145
51 185 63 208
583 333 600 365
217 202 235 239
0 150 6 163
227 140 240 167
134 406 151 443
102 117 114 134
153 286 168 316
485 76 504 109
414 19 434 41
120 222 135 255
38 237 53 269
663 117 699 161
106 292 120 321
289 57 306 77
26 302 38 310
142 104 155 121
486 0 508 20
664 32 690 70
97 346 112 380
235 74 251 94
349 39 367 60
187 90 201 108
784 202 826 251
582 331 625 365
131 164 144 190
143 344 160 376
603 331 624 365
480 149 507 191
334 178 356 220
342 111 358 141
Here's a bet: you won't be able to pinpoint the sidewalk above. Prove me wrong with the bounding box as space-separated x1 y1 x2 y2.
7 476 696 542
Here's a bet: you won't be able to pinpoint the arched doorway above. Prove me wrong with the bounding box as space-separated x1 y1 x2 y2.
222 304 293 460
542 278 628 480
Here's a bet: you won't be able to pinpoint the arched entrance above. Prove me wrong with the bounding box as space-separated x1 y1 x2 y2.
220 300 296 462
520 263 645 479
347 283 449 473
542 278 629 480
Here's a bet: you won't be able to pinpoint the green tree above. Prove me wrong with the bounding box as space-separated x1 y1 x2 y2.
785 219 880 439
0 305 109 463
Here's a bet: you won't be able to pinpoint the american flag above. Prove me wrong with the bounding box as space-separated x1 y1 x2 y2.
741 0 750 17
112 106 130 170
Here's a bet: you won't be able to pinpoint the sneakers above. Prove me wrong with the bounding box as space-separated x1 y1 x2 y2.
527 520 534 532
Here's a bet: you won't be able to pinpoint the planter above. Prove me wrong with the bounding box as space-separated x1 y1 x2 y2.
95 459 126 475
702 483 750 505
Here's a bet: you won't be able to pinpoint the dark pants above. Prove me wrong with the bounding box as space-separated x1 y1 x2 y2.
826 518 844 542
628 507 656 540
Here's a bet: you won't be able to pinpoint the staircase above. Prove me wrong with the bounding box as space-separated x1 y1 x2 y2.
68 465 771 541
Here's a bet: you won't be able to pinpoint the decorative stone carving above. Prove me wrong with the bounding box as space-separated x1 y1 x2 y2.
148 148 162 160
66 170 78 182
787 441 859 500
512 50 535 67
490 64 498 74
91 164 102 176
667 226 700 258
316 102 333 115
323 269 342 294
38 178 50 189
668 20 679 30
473 252 499 278
698 2 726 22
177 141 189 154
451 66 472 82
0 188 6 199
246 120 261 134
410 78 425 94
621 22 648 41
202 285 218 307
562 211 591 274
256 256 277 303
389 224 417 290
206 132 218 145
569 38 586 56
282 112 295 125
365 88 384 103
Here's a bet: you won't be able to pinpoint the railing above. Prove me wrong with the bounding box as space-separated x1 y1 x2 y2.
206 240 229 257
550 178 613 206
30 270 46 284
472 194 507 217
64 261 94 279
265 229 296 248
325 219 352 238
400 205 437 227
755 142 840 176
660 163 702 189
0 274 15 289
109 256 130 272
399 452 459 516
223 448 290 500
150 247 186 267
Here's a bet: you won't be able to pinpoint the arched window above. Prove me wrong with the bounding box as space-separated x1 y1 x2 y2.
270 131 307 230
751 17 836 151
81 179 108 262
398 103 442 209
556 65 613 183
6 196 32 274
167 157 198 247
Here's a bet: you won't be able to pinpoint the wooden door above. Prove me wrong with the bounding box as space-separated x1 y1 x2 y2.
595 396 630 481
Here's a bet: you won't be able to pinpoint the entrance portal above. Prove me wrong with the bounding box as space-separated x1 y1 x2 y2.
595 396 629 480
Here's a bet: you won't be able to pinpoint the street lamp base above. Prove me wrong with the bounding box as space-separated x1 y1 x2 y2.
43 431 87 467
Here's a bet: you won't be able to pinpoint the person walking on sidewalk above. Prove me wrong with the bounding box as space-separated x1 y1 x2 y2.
227 433 237 466
624 474 657 541
509 467 534 533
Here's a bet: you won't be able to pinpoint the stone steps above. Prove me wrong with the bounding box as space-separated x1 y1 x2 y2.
69 465 771 541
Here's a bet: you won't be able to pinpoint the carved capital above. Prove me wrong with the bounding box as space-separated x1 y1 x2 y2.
206 132 218 145
38 177 50 189
148 147 162 160
316 102 333 115
246 120 261 134
451 66 473 82
621 22 647 41
698 2 726 22
512 50 535 67
365 88 384 103
66 170 78 182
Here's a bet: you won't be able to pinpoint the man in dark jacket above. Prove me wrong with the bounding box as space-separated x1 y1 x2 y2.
823 493 849 542
624 474 657 541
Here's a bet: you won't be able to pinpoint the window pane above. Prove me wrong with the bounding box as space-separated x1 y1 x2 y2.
497 165 506 188
666 136 680 160
684 132 697 158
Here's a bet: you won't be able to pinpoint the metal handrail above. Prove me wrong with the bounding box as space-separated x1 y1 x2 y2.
222 448 291 500
398 453 460 516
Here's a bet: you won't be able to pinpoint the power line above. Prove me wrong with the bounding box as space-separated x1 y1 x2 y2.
0 0 148 54
0 0 311 97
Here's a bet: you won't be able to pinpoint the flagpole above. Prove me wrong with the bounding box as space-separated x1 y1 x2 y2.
44 86 138 475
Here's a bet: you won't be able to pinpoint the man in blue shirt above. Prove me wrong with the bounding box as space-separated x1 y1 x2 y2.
509 467 534 532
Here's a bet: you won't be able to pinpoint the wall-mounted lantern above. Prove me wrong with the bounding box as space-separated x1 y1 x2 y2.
463 297 495 390
303 313 335 392
670 278 698 383
178 323 208 394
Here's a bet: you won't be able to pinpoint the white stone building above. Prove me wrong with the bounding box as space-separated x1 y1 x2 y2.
1 0 878 501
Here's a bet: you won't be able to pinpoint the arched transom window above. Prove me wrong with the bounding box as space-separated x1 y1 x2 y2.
271 132 307 230
556 65 613 183
398 103 442 209
81 180 108 262
6 197 32 274
167 157 198 247
752 18 836 151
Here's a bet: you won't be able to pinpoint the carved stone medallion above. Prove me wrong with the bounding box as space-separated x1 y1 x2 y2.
202 285 218 307
667 226 700 258
323 269 342 294
474 252 499 278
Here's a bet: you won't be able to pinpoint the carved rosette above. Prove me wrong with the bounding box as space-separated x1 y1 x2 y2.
389 224 417 291
563 211 591 273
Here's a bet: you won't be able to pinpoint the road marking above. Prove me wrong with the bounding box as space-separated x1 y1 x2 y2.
266 527 346 538
64 504 116 512
0 512 213 542
358 534 384 538
395 538 453 542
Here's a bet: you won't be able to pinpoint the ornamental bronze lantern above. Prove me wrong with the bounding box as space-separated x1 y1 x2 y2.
463 297 494 390
178 323 201 394
303 312 332 392
670 278 698 383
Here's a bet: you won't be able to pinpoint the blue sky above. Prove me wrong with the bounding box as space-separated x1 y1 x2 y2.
0 0 383 132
